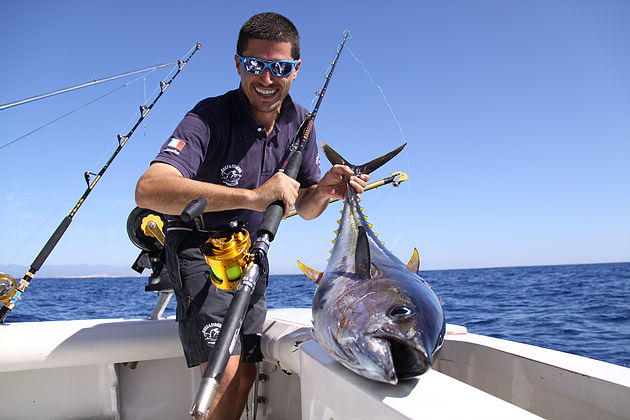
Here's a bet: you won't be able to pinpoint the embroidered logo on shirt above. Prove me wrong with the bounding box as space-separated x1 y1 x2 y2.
220 164 243 187
202 322 222 346
166 138 185 154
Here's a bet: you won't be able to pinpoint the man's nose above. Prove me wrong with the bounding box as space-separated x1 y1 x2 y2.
258 69 274 85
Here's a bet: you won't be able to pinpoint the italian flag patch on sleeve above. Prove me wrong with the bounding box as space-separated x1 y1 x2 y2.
167 138 185 151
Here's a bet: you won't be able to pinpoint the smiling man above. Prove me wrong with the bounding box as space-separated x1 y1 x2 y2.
135 12 367 420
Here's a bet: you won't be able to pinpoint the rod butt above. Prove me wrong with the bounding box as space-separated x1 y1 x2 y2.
190 377 220 419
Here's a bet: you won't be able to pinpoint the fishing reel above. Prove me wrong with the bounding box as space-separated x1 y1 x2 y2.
180 198 252 291
200 222 251 291
127 207 172 292
0 273 17 304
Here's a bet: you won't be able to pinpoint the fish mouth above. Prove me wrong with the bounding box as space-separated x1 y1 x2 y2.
385 336 430 380
368 333 430 384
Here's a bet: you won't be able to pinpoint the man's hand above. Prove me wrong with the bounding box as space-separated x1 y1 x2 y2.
317 165 369 200
251 172 301 217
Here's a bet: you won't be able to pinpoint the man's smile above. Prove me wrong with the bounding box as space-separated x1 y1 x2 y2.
254 86 278 97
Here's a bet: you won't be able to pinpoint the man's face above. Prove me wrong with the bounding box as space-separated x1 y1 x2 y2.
235 39 301 118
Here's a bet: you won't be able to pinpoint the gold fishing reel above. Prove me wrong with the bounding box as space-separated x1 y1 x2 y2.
200 228 251 291
0 272 17 304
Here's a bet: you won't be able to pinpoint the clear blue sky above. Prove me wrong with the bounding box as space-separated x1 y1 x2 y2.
1 0 628 276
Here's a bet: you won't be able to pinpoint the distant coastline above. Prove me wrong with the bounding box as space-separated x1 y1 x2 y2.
0 264 142 279
2 261 627 279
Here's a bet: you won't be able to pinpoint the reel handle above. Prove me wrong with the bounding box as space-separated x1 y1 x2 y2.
181 197 207 229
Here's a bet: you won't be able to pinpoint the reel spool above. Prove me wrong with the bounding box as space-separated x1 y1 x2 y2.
127 207 166 251
126 207 171 292
201 228 251 291
0 273 17 304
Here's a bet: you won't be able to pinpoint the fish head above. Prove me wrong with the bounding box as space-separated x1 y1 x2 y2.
335 273 444 385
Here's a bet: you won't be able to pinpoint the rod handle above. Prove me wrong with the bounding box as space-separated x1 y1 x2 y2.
258 151 302 241
32 216 72 271
190 275 257 416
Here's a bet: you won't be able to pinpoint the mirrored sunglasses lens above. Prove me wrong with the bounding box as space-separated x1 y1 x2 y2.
244 58 264 74
271 62 293 76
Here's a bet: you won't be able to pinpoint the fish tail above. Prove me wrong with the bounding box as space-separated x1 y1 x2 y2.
320 142 406 176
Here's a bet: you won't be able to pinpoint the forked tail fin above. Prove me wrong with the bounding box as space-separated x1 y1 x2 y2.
320 142 406 176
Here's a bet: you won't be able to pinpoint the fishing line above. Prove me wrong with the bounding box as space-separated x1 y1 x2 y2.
0 68 160 151
0 43 202 324
0 86 125 151
346 46 412 192
346 46 408 145
345 46 416 254
116 45 194 141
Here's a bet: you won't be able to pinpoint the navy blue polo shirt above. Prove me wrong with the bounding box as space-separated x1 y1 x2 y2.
152 86 321 239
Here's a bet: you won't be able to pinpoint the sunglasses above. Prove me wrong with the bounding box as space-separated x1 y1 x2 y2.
237 55 298 77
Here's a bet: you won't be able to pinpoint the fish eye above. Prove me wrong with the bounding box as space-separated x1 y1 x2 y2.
389 305 414 318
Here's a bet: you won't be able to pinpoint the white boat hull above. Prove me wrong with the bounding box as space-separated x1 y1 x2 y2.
0 309 628 419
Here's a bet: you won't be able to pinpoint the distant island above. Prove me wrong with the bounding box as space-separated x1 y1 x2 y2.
1 264 143 278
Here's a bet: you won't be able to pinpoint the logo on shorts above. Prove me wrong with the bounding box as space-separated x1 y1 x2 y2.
202 322 222 345
220 164 242 187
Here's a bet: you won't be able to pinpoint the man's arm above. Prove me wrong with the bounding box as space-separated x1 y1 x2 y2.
135 162 301 216
295 165 369 220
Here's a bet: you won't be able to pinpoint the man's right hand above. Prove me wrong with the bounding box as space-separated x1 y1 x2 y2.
251 172 301 218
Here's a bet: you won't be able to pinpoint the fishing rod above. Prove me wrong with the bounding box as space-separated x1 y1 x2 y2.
285 171 408 218
0 43 201 324
189 30 350 419
0 62 177 111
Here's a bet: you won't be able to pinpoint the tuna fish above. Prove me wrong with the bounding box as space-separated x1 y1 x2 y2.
298 142 446 385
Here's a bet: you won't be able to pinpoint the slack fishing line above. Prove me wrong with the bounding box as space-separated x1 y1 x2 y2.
309 41 412 190
345 46 412 191
0 42 202 324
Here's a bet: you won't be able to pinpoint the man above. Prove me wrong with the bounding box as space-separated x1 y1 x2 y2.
135 12 367 420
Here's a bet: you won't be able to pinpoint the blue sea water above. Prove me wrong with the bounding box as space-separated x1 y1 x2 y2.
6 262 629 368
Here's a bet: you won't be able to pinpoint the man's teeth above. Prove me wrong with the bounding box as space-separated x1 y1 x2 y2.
255 87 277 96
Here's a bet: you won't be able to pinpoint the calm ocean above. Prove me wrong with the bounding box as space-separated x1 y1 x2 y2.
7 262 629 368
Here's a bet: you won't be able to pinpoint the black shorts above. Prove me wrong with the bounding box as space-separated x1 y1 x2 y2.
165 229 267 368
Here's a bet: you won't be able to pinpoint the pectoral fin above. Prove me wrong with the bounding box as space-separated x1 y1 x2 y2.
297 260 323 285
406 248 420 274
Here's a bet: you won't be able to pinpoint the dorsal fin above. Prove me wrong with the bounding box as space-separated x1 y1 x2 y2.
355 226 371 279
320 142 406 176
406 248 420 274
297 260 323 285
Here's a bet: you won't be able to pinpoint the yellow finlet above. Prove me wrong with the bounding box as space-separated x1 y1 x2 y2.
406 248 420 274
297 260 323 285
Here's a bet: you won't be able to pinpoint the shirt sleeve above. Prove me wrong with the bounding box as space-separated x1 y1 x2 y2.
151 112 211 179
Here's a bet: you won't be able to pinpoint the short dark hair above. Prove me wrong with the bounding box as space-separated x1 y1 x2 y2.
237 12 300 59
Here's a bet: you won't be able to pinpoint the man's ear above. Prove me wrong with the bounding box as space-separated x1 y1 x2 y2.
291 59 302 80
234 55 241 73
